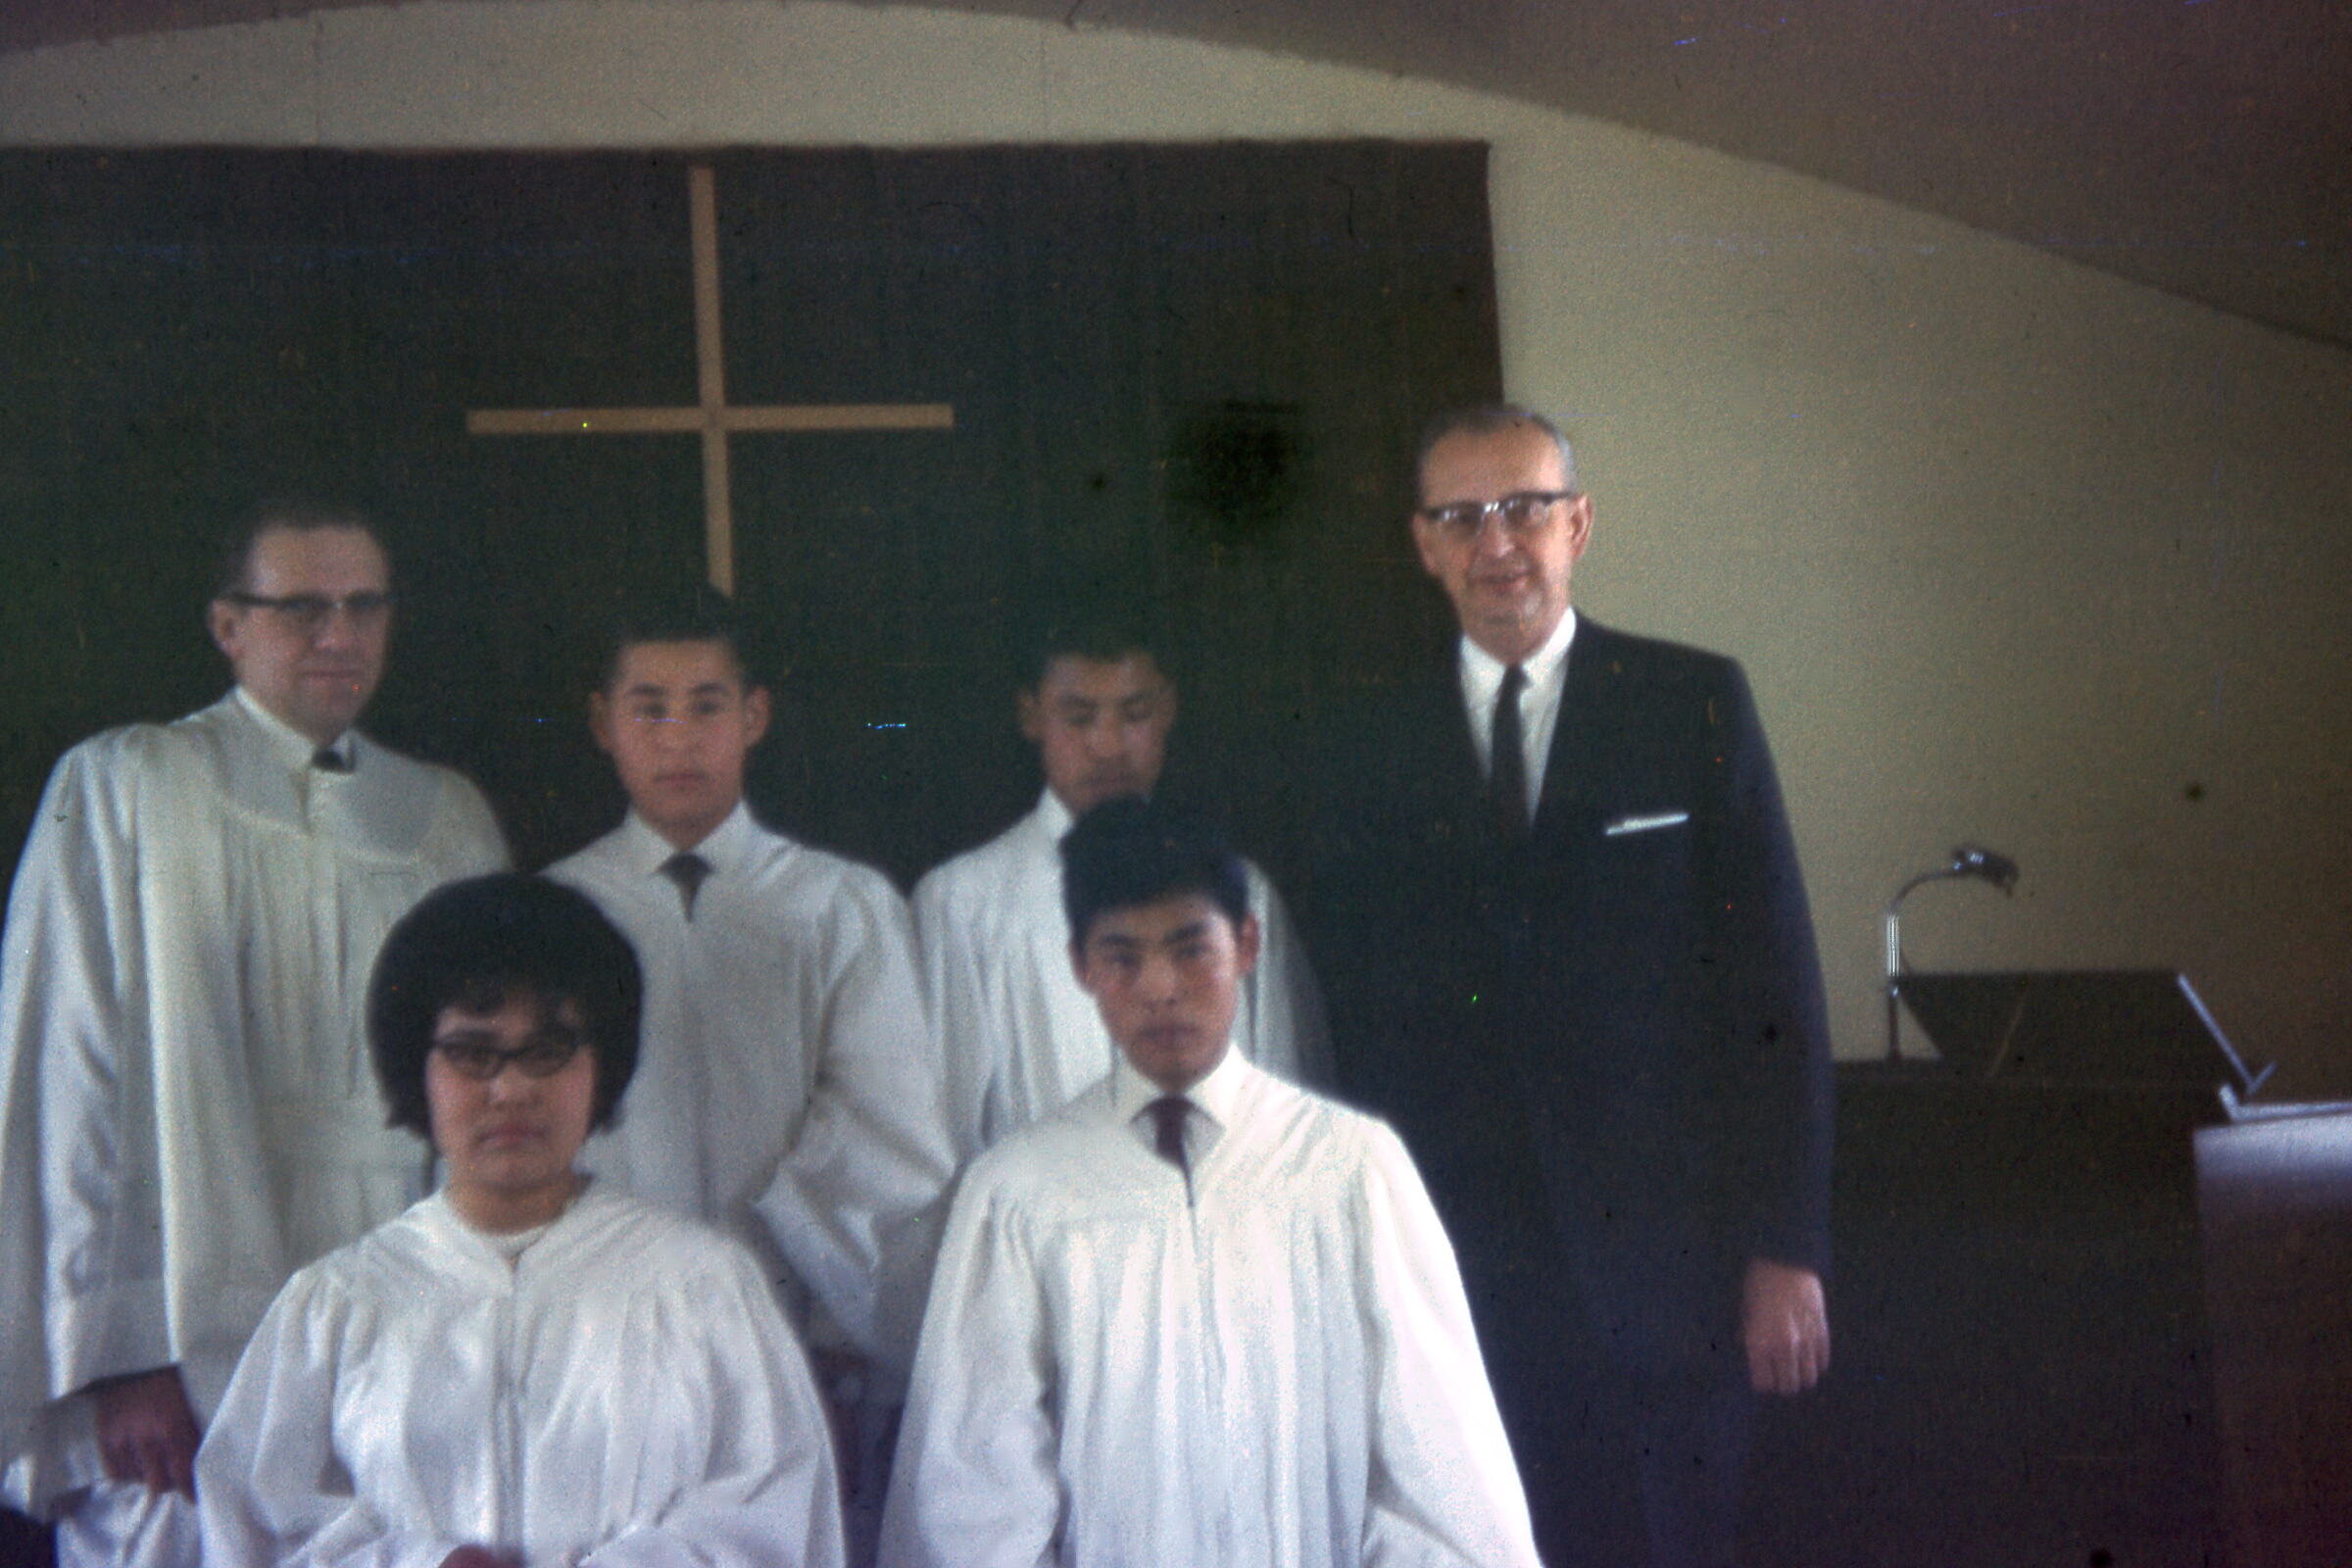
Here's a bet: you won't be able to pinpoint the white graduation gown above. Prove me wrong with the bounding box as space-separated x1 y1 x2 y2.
911 789 1332 1157
548 807 954 1372
878 1052 1540 1568
197 1185 846 1568
0 692 507 1542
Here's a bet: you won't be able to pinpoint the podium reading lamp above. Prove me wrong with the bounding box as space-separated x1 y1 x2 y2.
1884 844 2020 1063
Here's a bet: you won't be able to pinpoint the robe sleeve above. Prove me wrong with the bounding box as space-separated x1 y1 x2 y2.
428 773 511 880
750 873 955 1375
194 1270 465 1568
582 1247 846 1568
0 738 165 1501
1241 866 1334 1091
875 1177 1059 1568
1353 1124 1543 1568
909 868 997 1162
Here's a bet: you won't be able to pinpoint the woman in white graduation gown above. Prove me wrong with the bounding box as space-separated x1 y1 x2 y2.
197 874 846 1568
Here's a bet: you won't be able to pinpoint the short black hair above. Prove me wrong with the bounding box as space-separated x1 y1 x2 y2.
368 874 643 1139
1017 606 1170 695
599 581 761 693
213 498 385 600
1059 795 1250 948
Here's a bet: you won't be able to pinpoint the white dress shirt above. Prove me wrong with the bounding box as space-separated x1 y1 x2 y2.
1457 608 1578 822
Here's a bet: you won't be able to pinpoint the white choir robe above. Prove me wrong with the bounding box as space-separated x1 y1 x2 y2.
0 691 506 1561
197 1184 847 1568
549 806 955 1373
878 1051 1541 1568
911 788 1332 1157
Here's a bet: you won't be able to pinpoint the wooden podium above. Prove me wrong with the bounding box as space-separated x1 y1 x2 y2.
1740 1064 2229 1568
2196 1107 2352 1568
1744 971 2255 1567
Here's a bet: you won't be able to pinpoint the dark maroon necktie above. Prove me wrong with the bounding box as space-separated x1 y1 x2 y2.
1488 662 1529 834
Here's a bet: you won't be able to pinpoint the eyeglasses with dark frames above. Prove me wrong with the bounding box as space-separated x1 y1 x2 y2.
430 1026 589 1081
220 590 395 633
1416 491 1576 540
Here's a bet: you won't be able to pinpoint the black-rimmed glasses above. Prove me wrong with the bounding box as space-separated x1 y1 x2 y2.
1416 491 1575 539
431 1028 588 1080
220 590 395 632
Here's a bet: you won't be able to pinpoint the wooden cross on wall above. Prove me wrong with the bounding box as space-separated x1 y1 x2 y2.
467 164 954 595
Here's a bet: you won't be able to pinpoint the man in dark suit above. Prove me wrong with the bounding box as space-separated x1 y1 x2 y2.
1305 406 1833 1568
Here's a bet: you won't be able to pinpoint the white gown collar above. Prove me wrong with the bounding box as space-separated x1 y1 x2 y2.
231 685 357 770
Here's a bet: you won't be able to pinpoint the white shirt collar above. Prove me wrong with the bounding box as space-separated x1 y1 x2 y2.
618 799 756 879
233 685 357 770
1457 605 1577 705
1109 1042 1251 1131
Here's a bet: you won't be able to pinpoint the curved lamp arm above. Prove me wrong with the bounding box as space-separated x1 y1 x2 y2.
1885 845 2020 1063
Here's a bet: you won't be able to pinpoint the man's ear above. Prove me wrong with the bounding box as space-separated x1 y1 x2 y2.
1016 687 1044 746
1407 514 1446 581
1563 492 1595 564
1234 912 1262 978
1068 938 1096 994
587 689 616 756
206 599 242 662
743 685 772 746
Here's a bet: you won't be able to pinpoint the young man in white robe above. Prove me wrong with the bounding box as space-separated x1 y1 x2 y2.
0 503 507 1567
198 873 844 1568
545 591 955 1543
880 798 1540 1568
911 617 1329 1158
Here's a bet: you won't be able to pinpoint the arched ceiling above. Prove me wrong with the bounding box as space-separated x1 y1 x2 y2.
4 0 2346 349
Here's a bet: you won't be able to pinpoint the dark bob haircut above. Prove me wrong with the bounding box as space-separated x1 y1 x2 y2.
1058 795 1250 948
368 873 644 1139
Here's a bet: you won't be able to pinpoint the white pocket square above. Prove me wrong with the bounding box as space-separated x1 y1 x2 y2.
1603 809 1690 837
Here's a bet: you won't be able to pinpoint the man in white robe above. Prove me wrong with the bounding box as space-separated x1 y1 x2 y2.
546 598 954 1382
912 619 1329 1157
0 506 507 1565
881 798 1538 1568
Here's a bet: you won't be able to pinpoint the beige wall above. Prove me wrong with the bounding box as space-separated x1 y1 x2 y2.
8 0 2347 1081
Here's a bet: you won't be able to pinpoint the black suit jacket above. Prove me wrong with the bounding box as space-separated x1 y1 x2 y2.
1307 618 1832 1379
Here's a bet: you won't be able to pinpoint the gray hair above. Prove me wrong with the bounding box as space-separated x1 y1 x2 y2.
1414 405 1580 496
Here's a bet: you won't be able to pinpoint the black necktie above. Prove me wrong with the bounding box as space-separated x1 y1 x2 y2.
1147 1095 1191 1177
661 852 712 920
1488 662 1529 834
311 747 351 774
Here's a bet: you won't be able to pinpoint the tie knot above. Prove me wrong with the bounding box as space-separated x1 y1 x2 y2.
661 852 712 918
1498 662 1527 698
1147 1095 1191 1171
310 747 352 774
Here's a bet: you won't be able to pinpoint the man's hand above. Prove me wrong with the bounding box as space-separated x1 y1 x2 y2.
1741 1258 1829 1395
89 1365 202 1497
